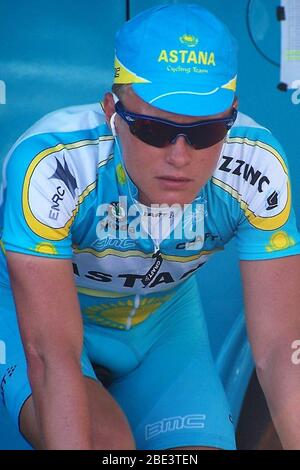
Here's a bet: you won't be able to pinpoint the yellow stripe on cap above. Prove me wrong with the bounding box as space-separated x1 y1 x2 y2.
114 55 151 84
221 75 237 92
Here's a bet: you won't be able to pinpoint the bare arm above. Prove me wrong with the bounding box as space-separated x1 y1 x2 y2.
240 255 300 449
7 252 92 449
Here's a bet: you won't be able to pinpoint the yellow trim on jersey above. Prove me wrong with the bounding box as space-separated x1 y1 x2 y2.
22 139 100 241
0 239 6 255
77 286 133 298
212 177 291 231
77 285 176 299
98 135 115 142
74 246 152 259
73 246 220 262
98 155 113 168
162 248 221 262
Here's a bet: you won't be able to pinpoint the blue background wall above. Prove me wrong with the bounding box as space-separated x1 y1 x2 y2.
0 0 299 449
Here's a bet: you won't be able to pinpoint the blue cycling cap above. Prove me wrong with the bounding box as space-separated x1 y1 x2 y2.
114 3 238 116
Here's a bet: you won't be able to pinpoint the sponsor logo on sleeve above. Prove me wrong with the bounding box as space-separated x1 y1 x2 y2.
50 157 78 197
213 139 291 231
22 143 96 240
266 190 279 211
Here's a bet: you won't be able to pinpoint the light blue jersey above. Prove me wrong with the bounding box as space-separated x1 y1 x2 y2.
1 104 299 450
1 104 299 301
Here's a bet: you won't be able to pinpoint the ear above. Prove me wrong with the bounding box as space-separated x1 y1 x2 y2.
233 96 239 110
103 92 116 124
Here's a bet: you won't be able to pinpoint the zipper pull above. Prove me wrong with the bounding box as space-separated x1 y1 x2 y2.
142 247 163 287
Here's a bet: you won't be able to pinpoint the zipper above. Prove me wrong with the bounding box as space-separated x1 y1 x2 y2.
125 293 141 330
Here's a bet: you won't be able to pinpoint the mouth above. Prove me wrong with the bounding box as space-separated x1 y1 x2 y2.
157 176 192 181
156 176 193 189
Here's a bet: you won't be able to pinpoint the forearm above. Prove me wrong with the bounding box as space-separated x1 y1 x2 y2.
256 346 300 450
6 253 92 448
28 354 92 450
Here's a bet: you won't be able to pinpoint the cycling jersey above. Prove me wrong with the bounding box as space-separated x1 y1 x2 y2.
0 104 299 278
1 103 300 450
0 103 299 305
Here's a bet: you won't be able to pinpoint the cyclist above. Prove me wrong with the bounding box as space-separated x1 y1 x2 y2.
0 3 300 450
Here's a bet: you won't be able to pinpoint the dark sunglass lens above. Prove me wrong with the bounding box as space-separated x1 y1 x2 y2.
188 122 228 149
130 119 174 148
119 101 235 150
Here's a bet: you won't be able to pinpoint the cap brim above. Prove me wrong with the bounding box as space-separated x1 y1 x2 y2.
132 83 235 117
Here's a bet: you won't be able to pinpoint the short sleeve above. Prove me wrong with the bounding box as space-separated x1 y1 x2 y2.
235 132 300 260
2 134 77 258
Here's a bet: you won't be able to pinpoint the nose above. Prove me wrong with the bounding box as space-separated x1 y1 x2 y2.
165 135 193 168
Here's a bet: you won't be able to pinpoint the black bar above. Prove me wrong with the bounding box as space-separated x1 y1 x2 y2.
277 6 286 21
0 450 298 465
277 82 288 91
126 0 130 21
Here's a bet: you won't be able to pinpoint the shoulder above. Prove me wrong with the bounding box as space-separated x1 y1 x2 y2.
3 103 114 196
1 104 114 241
213 111 287 194
223 111 285 158
211 111 290 231
15 102 109 145
5 103 112 168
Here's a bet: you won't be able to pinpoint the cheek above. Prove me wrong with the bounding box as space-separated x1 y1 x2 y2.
120 133 162 175
119 139 152 189
195 144 222 172
117 128 138 170
122 140 146 172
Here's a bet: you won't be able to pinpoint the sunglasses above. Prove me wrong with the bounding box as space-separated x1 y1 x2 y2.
115 100 237 150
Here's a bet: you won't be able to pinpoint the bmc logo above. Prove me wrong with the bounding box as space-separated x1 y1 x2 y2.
145 414 206 441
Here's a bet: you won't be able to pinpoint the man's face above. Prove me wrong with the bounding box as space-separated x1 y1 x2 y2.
104 88 236 206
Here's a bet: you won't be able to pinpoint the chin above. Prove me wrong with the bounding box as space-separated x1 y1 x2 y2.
149 192 196 207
